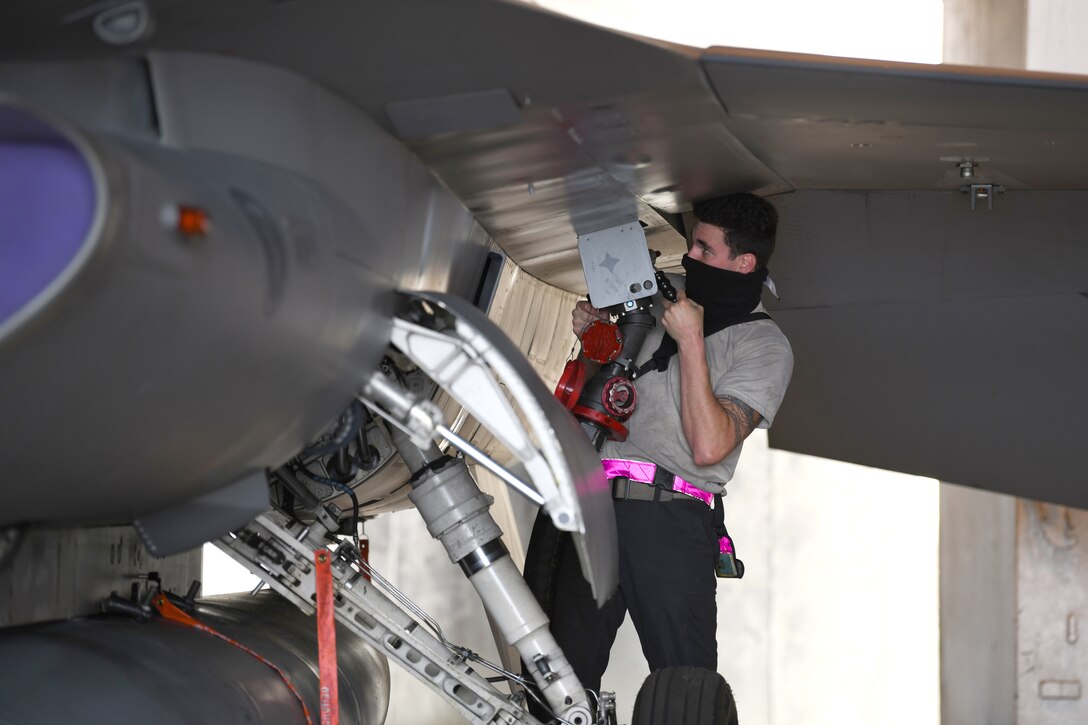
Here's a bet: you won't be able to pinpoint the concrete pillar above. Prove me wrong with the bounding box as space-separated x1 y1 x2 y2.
940 487 1088 724
943 0 1027 68
939 485 1017 725
1016 502 1088 722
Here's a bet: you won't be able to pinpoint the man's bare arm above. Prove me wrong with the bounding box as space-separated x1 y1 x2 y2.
663 291 764 466
716 395 763 451
674 337 762 466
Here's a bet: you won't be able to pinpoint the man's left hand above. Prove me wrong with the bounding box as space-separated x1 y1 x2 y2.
661 289 704 344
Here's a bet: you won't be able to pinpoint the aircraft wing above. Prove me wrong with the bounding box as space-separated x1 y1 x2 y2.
1 0 1087 521
701 49 1088 507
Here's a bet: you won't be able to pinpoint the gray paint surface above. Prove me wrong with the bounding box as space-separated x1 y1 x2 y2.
2 0 1085 509
768 190 1088 507
703 46 1088 190
0 116 389 526
0 592 389 724
0 53 500 530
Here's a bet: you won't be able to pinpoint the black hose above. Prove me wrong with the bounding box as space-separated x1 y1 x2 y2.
354 413 380 471
297 468 360 550
301 400 366 458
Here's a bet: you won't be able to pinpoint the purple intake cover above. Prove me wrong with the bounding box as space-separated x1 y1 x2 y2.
0 106 96 327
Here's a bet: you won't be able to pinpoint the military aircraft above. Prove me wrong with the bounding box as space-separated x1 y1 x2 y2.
1 0 1086 723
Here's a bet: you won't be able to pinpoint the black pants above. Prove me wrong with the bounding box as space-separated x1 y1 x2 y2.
548 496 720 693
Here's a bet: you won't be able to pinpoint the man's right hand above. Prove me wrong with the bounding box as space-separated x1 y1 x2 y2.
572 300 609 339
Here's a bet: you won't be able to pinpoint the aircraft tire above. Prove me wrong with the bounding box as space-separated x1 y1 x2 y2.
632 666 738 725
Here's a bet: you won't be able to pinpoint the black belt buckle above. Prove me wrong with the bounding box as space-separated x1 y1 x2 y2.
651 465 675 488
613 477 631 502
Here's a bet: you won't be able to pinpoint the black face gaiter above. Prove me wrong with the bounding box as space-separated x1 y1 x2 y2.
646 255 769 373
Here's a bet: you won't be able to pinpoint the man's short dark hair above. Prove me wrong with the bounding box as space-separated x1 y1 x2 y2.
693 193 778 269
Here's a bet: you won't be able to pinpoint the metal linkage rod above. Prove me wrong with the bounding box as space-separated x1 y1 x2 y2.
436 424 544 506
391 438 593 725
215 513 539 725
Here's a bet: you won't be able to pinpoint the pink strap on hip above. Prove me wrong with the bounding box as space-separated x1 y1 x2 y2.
601 458 715 508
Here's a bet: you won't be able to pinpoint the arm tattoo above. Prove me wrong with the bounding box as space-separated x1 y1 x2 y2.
717 395 762 449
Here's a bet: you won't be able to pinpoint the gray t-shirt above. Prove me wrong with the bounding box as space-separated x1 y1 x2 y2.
600 287 793 494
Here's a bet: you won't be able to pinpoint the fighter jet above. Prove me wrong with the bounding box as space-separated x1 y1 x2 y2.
1 0 1086 723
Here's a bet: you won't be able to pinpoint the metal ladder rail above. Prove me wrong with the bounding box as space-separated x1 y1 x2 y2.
214 511 539 725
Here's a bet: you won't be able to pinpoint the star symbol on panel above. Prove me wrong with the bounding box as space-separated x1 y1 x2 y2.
598 252 620 273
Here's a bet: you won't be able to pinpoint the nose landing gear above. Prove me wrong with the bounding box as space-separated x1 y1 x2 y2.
632 667 738 725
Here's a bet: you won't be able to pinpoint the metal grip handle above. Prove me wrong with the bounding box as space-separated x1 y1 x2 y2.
655 269 677 302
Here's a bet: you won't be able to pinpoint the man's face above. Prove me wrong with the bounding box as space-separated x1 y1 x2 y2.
688 222 754 273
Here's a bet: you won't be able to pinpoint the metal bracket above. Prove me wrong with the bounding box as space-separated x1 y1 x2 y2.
382 292 603 534
366 290 617 607
215 512 539 725
960 183 1005 210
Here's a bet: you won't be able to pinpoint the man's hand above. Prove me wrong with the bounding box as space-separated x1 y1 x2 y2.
572 300 609 339
661 289 704 345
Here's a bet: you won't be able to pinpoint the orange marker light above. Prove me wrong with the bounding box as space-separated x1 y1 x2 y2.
176 205 211 237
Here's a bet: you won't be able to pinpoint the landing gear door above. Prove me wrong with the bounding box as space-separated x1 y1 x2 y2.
390 291 618 606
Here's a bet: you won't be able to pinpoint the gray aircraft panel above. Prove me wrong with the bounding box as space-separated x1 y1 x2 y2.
768 189 1088 505
769 291 1088 506
0 0 785 289
770 189 1088 308
2 4 1088 721
1 0 1087 510
703 47 1088 190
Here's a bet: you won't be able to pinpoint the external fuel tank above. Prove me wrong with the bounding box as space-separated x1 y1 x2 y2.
0 592 390 723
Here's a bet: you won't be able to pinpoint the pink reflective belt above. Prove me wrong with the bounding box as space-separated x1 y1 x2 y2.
601 458 715 509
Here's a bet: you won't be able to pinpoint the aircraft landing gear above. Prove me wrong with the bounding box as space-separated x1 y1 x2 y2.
631 667 737 725
220 286 622 724
362 372 595 725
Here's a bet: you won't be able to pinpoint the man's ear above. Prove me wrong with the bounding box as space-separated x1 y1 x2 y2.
738 252 757 273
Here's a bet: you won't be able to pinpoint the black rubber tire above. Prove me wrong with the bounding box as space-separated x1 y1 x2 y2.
631 667 738 725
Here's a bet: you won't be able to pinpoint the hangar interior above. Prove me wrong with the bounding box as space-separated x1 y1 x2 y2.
2 1 1087 724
